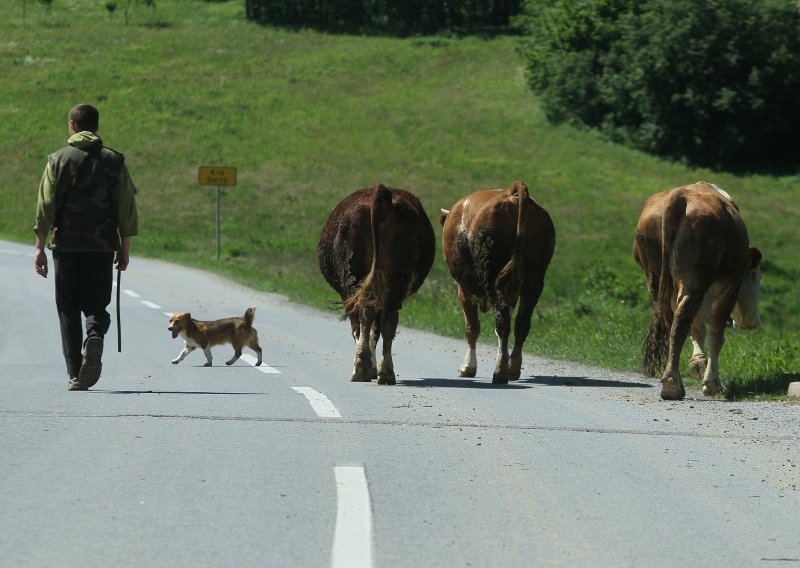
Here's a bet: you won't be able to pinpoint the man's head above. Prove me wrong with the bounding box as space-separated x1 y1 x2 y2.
68 104 99 134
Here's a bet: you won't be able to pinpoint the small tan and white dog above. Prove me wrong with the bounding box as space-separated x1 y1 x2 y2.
168 307 263 366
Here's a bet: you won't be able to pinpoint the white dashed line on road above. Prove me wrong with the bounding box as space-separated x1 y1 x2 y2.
241 353 281 374
141 300 162 310
332 466 373 568
291 387 342 418
123 289 140 298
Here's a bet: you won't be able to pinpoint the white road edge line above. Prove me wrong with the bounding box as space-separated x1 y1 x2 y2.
332 466 373 568
291 386 342 418
141 300 162 309
241 353 281 374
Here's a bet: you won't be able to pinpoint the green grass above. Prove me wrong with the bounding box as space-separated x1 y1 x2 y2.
2 0 798 399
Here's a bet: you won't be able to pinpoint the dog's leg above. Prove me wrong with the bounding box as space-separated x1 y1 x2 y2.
226 349 242 366
202 348 213 367
171 344 195 364
249 335 262 366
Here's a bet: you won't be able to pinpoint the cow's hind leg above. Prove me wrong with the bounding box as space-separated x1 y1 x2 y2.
369 312 381 381
352 307 377 382
660 287 704 400
509 278 544 381
492 304 512 384
702 283 738 396
377 309 398 385
458 288 479 378
688 319 707 380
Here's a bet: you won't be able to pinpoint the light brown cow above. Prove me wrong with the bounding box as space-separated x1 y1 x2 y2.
318 184 435 384
439 181 555 383
633 182 762 400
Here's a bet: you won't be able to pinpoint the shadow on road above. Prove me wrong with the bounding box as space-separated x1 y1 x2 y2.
399 377 531 389
94 390 269 395
520 376 653 389
400 375 653 389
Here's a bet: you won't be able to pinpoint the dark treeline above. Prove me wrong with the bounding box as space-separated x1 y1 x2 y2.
244 0 523 35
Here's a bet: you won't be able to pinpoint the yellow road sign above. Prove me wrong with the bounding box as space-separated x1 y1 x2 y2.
198 166 237 186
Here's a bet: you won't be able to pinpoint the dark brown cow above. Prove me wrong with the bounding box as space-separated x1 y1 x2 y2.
439 181 555 383
633 182 762 400
318 184 435 384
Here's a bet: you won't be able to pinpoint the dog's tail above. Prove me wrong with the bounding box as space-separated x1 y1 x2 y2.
244 306 256 326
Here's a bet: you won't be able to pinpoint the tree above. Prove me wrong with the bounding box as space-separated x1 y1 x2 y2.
519 0 800 172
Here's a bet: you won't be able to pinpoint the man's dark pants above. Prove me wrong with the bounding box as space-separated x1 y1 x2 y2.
52 251 113 377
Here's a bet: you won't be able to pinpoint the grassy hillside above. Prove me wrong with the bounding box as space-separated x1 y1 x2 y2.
2 0 798 398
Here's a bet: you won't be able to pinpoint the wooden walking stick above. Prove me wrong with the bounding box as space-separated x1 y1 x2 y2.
116 268 122 352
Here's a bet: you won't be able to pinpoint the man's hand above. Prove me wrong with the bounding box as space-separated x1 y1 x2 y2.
116 236 132 271
115 249 129 271
34 247 48 278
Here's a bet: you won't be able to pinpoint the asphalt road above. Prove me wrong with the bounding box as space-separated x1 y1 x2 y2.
1 238 798 568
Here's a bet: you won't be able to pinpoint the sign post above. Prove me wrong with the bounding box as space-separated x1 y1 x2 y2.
198 166 237 260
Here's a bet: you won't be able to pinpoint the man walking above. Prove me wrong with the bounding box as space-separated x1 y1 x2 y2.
34 103 139 391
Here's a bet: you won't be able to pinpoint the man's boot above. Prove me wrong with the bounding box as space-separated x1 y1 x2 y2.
78 336 103 388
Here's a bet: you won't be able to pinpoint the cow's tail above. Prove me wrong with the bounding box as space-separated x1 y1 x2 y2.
244 306 256 326
495 181 529 306
343 184 390 315
642 192 684 377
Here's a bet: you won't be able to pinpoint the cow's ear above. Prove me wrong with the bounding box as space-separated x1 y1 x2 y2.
438 209 449 226
750 247 762 268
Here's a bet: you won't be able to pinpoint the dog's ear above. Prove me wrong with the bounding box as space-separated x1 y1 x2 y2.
184 313 191 320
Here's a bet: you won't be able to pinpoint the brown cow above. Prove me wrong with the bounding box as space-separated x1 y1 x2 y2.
318 184 435 384
439 181 555 383
633 182 762 400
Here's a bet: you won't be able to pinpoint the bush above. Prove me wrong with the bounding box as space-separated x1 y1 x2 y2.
518 0 800 173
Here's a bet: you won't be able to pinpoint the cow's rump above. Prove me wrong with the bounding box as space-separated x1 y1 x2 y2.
317 184 435 384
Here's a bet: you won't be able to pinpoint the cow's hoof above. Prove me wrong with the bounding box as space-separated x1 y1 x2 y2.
377 373 396 385
458 367 477 378
352 358 376 382
702 380 721 396
351 366 374 382
492 373 509 385
660 378 686 400
688 356 707 380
